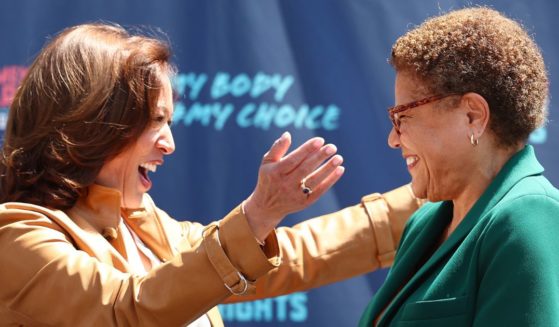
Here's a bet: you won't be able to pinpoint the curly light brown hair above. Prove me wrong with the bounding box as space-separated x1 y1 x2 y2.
0 23 173 209
390 7 548 148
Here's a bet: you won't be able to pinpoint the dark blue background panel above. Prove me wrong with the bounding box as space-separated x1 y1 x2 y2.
1 1 557 325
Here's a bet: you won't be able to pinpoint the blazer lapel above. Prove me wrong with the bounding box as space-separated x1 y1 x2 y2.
122 195 175 262
368 202 452 325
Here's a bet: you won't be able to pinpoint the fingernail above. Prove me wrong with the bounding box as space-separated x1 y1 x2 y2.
324 144 337 156
336 166 345 175
312 138 325 148
277 132 289 143
332 155 343 165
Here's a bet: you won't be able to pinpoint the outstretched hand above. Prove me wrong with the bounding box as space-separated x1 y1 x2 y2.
243 132 344 242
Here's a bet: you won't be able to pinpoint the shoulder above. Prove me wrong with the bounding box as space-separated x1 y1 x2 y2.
489 175 559 227
503 174 559 203
0 202 67 225
0 202 73 254
480 176 559 264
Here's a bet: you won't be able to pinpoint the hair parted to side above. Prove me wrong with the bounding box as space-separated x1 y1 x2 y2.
0 23 174 209
390 7 549 148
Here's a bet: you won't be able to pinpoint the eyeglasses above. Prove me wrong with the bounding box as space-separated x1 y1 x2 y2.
388 94 460 134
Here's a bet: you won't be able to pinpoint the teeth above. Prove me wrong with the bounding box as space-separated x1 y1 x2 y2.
406 156 418 165
140 163 157 173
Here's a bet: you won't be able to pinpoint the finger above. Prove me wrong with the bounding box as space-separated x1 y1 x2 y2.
262 131 291 163
278 137 324 173
305 165 345 201
284 142 338 179
302 154 344 189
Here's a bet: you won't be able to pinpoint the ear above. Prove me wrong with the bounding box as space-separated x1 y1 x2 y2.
461 92 490 139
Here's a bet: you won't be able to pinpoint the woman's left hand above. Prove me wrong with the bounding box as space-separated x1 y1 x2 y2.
243 132 344 242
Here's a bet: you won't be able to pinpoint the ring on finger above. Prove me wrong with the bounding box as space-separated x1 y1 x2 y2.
300 179 313 198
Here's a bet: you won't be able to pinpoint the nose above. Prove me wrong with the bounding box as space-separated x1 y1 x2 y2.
387 127 401 149
157 124 175 155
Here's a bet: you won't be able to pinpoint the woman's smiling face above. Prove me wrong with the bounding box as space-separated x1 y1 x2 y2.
387 72 472 202
95 73 175 208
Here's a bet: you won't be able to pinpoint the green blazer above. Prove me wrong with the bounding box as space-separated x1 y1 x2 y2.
359 145 559 326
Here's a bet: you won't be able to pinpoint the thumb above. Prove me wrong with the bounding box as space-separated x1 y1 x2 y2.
262 132 291 163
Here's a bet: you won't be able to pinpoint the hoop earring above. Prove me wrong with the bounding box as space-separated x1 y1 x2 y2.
470 133 479 146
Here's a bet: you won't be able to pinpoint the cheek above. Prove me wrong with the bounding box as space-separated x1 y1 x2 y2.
424 133 467 179
104 147 137 177
137 129 159 150
95 156 126 188
101 156 124 175
406 131 449 171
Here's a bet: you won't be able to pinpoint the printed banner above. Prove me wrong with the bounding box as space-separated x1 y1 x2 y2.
1 1 558 325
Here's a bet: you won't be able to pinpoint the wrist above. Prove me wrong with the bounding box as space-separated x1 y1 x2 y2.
242 198 282 243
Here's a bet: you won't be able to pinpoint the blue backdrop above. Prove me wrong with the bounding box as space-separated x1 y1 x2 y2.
1 1 557 325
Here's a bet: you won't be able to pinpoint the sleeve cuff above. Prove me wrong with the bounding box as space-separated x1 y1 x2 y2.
361 193 395 267
361 184 424 267
202 204 280 295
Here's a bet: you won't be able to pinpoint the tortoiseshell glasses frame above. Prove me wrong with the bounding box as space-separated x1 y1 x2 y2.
388 94 461 134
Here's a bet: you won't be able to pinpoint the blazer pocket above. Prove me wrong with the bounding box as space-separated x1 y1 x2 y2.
400 295 469 325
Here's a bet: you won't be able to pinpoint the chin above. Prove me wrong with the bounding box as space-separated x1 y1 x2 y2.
412 183 445 202
420 188 448 203
410 181 428 200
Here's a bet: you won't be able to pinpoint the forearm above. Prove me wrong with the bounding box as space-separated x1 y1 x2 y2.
227 184 422 302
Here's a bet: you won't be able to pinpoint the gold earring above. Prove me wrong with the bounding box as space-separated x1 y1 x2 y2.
470 133 479 146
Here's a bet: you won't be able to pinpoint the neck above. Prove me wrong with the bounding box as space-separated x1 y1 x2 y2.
449 142 523 234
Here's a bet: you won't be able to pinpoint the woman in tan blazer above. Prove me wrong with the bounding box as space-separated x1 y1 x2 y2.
0 23 421 326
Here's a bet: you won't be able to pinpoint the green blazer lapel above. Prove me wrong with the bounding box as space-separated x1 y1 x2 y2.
370 146 543 326
360 202 452 326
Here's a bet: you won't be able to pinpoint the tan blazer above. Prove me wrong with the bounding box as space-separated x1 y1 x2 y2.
0 184 421 326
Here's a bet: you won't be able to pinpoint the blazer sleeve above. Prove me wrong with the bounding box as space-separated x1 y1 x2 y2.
226 183 423 302
474 195 559 325
0 204 275 327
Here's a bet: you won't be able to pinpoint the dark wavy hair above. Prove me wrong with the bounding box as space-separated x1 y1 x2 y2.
390 7 549 148
0 23 174 209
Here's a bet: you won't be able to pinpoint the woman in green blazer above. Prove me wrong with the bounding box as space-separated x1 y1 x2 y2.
360 8 559 326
